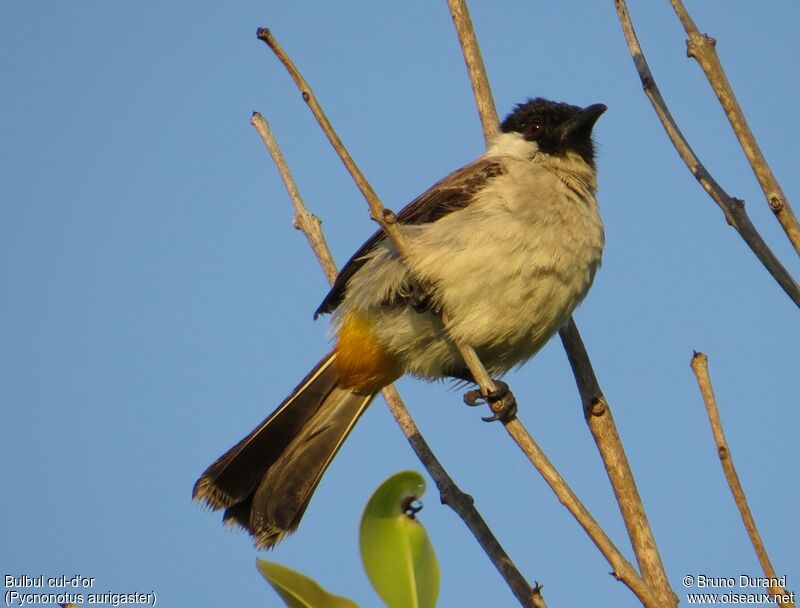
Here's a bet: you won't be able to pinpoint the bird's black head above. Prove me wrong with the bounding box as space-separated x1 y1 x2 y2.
500 98 606 167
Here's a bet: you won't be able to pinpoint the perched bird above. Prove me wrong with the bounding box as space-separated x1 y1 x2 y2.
193 97 606 548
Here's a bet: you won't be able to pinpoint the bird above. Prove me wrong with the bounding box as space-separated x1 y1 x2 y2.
193 97 607 549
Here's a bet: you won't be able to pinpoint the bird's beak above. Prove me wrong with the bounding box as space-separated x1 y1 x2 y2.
562 103 607 139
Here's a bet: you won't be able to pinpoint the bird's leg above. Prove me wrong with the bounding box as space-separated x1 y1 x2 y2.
463 380 517 422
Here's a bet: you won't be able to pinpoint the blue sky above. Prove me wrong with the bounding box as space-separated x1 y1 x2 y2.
2 1 798 606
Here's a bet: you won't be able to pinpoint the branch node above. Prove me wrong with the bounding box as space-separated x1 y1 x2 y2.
301 90 310 103
590 397 607 417
256 27 271 43
722 199 744 226
381 208 398 224
690 350 790 597
440 485 474 508
615 0 800 306
669 0 800 257
769 196 784 213
721 211 735 227
531 582 546 608
256 29 540 606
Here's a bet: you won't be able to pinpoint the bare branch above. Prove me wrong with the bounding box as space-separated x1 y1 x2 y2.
380 385 538 608
613 0 800 309
441 310 500 397
250 113 338 283
257 17 666 608
559 320 675 607
251 93 539 608
690 353 795 608
444 0 499 143
503 415 659 608
531 582 547 608
669 0 800 257
470 333 663 607
443 0 675 605
256 28 503 404
255 28 414 260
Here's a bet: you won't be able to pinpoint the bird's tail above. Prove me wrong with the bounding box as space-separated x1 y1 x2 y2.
192 351 375 549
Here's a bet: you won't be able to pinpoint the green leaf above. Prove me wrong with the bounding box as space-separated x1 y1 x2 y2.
257 559 359 608
359 471 440 608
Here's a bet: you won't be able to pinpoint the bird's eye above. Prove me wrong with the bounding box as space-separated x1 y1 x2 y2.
528 123 543 135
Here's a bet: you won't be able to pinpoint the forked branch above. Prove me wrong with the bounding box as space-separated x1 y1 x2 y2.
257 19 661 608
255 27 502 403
445 0 674 605
613 0 800 309
669 0 800 257
250 111 538 607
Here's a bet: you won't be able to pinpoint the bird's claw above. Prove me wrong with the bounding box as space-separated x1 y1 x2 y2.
463 380 517 422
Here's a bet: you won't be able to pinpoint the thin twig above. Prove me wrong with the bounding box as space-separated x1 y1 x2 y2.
445 0 499 144
559 320 675 607
256 27 501 402
249 113 338 281
503 416 659 608
256 28 414 260
613 0 800 309
669 0 800 257
459 324 660 608
531 583 547 608
258 20 660 608
380 386 537 608
445 0 675 604
440 309 499 396
251 112 538 607
690 353 794 608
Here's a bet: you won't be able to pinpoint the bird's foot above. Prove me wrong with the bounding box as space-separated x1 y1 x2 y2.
463 380 517 422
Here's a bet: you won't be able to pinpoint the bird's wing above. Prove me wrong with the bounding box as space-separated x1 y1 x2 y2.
314 157 505 317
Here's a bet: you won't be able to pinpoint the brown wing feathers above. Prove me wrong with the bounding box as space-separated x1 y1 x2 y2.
314 158 504 317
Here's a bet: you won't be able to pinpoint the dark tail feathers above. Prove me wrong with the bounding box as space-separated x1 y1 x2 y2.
193 352 375 548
